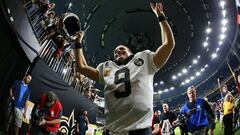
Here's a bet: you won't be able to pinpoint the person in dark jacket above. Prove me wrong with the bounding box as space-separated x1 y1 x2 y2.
159 103 177 135
76 111 89 135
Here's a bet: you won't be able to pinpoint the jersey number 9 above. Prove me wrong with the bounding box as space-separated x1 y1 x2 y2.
114 67 131 98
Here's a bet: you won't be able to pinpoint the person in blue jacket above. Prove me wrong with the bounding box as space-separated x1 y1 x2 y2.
180 86 215 135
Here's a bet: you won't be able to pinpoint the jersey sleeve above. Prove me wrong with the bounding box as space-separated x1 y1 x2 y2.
96 63 105 84
141 50 159 74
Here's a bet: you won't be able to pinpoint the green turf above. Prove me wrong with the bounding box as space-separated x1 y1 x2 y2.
95 131 103 135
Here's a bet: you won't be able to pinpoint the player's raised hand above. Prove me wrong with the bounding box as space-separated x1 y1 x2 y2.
75 31 85 44
150 2 165 17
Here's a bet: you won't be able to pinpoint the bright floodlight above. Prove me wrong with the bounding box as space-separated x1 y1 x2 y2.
170 87 174 90
181 82 186 85
196 72 201 76
193 59 198 64
219 41 223 46
178 73 182 77
182 68 188 74
222 10 226 17
221 19 228 26
160 81 164 84
216 47 220 52
203 41 208 47
154 83 158 86
164 89 169 92
219 1 226 9
185 79 190 83
200 68 205 72
158 91 162 94
190 76 195 80
211 53 218 59
205 64 208 68
197 55 201 59
172 75 177 80
206 28 212 34
219 34 226 40
221 27 227 33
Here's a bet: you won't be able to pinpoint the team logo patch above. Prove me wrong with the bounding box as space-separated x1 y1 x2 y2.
103 68 111 76
134 58 144 66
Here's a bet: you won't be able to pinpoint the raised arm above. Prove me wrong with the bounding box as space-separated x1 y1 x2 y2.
150 3 175 69
74 32 99 81
217 78 222 92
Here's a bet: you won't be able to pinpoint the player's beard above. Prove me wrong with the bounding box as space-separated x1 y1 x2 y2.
116 56 125 63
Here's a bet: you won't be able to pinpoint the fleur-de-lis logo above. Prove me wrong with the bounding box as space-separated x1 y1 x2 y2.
59 109 76 135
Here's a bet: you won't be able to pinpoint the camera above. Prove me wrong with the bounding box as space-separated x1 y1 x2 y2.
31 108 46 123
177 113 188 125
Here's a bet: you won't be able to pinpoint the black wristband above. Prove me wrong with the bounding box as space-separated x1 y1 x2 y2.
75 43 82 49
158 15 166 22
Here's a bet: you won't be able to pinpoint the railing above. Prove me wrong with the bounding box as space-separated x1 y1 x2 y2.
22 0 46 44
21 0 98 101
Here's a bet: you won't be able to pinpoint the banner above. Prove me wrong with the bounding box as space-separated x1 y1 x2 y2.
29 58 98 124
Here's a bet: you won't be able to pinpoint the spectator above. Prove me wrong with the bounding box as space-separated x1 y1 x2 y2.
44 10 56 28
234 95 240 128
6 74 32 135
219 100 224 129
152 111 161 135
76 111 89 135
32 91 62 135
217 76 231 101
235 73 240 95
159 103 177 135
180 86 215 135
220 84 231 100
45 15 60 38
214 101 221 121
217 81 232 129
52 36 70 59
223 93 234 135
35 0 55 14
204 98 215 135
